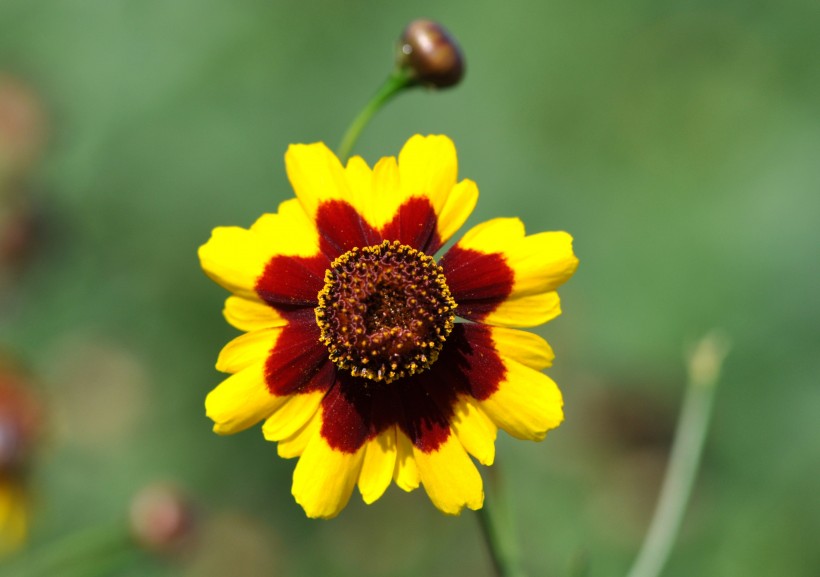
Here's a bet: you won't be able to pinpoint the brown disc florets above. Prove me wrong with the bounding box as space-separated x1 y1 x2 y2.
315 240 456 383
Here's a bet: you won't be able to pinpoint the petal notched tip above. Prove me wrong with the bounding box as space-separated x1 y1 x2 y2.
413 433 484 515
292 431 365 519
205 363 285 436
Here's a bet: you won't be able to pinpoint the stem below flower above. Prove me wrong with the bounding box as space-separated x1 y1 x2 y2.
336 70 413 163
475 467 529 577
625 331 730 577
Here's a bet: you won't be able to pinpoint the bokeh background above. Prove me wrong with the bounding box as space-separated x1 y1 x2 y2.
1 0 818 575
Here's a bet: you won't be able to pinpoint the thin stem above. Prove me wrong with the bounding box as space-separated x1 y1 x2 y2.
336 70 413 162
625 331 730 577
475 467 528 577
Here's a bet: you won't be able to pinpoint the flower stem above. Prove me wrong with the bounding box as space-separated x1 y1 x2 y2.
476 467 528 577
625 331 730 577
336 70 413 163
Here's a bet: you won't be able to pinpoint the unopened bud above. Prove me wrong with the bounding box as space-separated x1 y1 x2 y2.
0 366 40 473
130 483 196 554
0 75 46 178
0 197 40 271
397 20 465 89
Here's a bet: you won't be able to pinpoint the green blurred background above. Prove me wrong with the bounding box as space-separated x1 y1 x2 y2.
1 0 818 575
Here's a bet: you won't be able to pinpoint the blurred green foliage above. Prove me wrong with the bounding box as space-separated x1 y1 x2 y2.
0 0 818 575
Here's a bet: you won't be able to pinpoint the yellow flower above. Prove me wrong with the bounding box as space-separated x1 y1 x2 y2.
199 135 578 518
0 369 38 554
0 477 27 554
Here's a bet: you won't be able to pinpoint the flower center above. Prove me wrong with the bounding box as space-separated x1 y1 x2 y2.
315 240 456 383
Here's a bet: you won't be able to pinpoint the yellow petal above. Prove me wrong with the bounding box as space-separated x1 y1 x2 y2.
223 296 286 332
393 429 420 491
451 396 497 466
285 142 351 221
437 178 478 244
205 362 286 435
277 411 321 459
0 480 26 554
292 426 365 519
344 155 375 224
368 155 402 228
456 217 524 253
262 390 325 442
506 231 579 296
413 432 484 515
398 134 457 215
480 292 562 328
358 427 398 504
215 327 280 374
478 357 564 441
198 226 272 299
489 326 555 371
250 198 320 257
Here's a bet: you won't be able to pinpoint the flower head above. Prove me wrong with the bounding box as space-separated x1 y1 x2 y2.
0 364 40 554
199 135 578 518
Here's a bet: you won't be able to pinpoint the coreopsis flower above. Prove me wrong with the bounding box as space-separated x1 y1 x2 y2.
0 366 40 554
199 135 578 518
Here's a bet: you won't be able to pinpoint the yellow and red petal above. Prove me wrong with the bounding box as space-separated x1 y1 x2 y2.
284 135 477 258
443 323 563 440
292 421 365 519
205 361 286 435
478 358 564 441
223 296 287 332
397 134 458 217
285 142 352 223
198 225 273 300
441 217 578 325
285 142 381 257
413 432 484 515
215 327 280 374
249 198 320 257
200 197 328 317
206 314 333 435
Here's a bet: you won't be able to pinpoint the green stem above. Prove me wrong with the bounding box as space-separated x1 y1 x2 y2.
625 332 730 577
475 468 528 577
336 70 413 162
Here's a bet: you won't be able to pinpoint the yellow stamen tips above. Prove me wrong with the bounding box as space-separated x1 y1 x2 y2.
315 240 456 383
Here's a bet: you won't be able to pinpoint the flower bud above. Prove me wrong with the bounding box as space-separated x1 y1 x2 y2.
397 20 465 89
0 196 40 272
0 366 40 474
0 75 46 178
130 483 196 554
